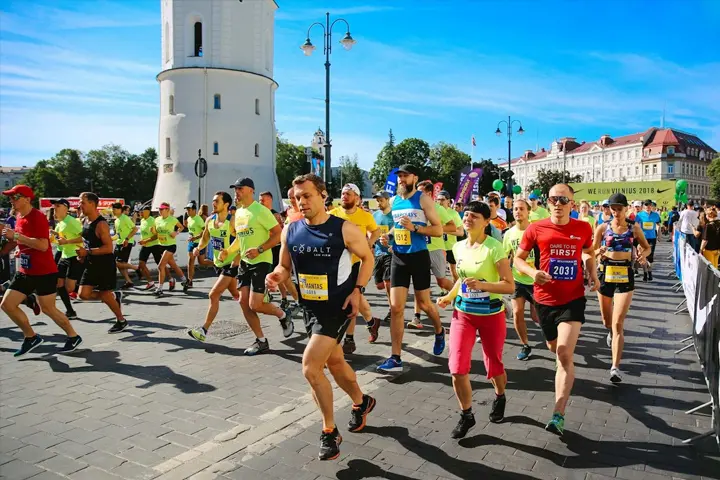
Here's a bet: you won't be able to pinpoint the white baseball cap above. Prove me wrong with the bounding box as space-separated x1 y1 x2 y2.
632 200 642 207
342 183 360 196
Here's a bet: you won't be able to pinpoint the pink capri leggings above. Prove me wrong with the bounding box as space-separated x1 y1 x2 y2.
449 309 506 378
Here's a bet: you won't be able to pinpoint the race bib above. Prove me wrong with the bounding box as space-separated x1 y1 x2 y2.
379 225 389 235
298 274 329 301
236 223 249 235
605 265 629 283
210 237 224 251
425 235 432 244
19 253 31 270
395 228 411 246
642 222 654 231
549 258 578 281
158 234 168 243
461 283 489 300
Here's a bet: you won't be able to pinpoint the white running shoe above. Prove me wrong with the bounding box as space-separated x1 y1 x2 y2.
610 367 622 383
606 331 612 348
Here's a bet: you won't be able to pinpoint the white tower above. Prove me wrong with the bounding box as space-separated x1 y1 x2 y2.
153 0 282 211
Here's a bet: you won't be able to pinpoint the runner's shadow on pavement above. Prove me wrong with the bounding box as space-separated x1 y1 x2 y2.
28 349 216 393
358 425 535 479
461 418 720 478
336 459 414 480
120 333 248 357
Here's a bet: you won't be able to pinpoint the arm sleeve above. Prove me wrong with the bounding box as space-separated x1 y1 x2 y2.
519 224 537 252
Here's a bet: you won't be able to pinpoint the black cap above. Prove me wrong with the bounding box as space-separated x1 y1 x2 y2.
230 178 255 189
185 201 197 210
142 205 151 211
111 202 123 210
51 199 70 208
397 164 419 175
643 199 653 206
373 190 391 199
608 193 628 207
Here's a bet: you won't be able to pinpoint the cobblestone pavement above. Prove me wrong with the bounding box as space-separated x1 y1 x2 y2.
1 242 718 480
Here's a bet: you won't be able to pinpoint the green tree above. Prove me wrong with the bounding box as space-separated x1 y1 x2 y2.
19 160 66 199
472 158 500 196
428 142 471 196
47 149 88 194
333 154 366 197
132 148 160 202
528 169 583 197
708 155 720 200
369 129 398 188
395 138 432 178
275 136 309 194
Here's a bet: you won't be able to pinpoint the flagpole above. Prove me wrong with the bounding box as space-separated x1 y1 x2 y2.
471 134 475 162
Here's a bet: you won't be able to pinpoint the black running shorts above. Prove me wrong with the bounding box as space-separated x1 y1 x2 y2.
79 259 117 292
57 257 85 282
303 306 353 343
158 244 177 255
446 249 456 265
215 264 239 278
9 272 58 297
373 253 392 285
390 250 431 291
598 260 635 297
237 261 272 294
511 282 534 303
535 297 586 342
139 245 163 264
646 238 657 264
114 244 133 264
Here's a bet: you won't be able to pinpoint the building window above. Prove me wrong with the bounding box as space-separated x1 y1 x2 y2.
612 168 616 178
164 22 170 63
619 167 624 177
255 98 260 115
652 164 657 174
214 94 221 109
213 142 219 155
194 22 203 57
169 95 174 114
604 169 608 179
254 143 260 157
667 146 675 155
612 153 616 161
668 163 674 174
635 166 639 176
3 180 9 188
644 165 649 176
619 152 624 161
165 137 171 158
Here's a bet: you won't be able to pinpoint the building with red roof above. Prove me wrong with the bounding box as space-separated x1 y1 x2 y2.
499 127 716 200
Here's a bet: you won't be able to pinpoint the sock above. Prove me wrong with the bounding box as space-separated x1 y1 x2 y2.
202 327 208 334
346 334 354 342
257 337 266 343
353 395 367 409
391 354 401 362
57 287 73 313
179 276 187 282
462 407 472 415
158 283 164 291
414 312 421 320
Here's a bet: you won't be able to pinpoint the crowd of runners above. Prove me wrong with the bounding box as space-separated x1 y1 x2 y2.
2 168 717 461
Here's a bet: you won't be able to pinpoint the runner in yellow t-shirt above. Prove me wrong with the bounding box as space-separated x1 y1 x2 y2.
152 202 186 297
329 183 382 354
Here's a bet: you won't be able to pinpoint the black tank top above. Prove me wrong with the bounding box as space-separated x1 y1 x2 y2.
83 216 113 263
286 215 355 314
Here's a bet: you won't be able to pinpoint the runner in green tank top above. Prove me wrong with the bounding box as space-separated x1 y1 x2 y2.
112 203 140 290
184 202 213 292
136 206 166 290
152 202 187 297
187 191 242 343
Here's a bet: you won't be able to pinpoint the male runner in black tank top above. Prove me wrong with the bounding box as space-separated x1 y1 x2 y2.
76 192 128 333
266 174 376 462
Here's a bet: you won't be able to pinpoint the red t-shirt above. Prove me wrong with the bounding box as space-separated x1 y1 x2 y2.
16 208 58 276
519 218 593 306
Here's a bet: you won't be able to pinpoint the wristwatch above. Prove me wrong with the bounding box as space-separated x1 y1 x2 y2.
13 232 19 240
258 245 265 254
355 286 365 294
413 224 419 233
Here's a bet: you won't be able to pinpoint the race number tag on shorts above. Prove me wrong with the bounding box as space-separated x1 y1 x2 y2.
394 228 411 246
642 222 654 231
605 265 629 283
461 283 489 300
19 253 31 270
549 258 577 281
210 237 223 251
298 274 329 301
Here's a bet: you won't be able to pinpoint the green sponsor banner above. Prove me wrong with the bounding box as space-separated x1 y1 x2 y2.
569 180 676 208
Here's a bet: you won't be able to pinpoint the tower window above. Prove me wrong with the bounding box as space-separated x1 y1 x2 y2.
169 95 174 114
214 94 221 109
164 22 170 63
255 98 260 115
165 138 171 158
254 143 260 157
194 22 203 57
213 142 219 155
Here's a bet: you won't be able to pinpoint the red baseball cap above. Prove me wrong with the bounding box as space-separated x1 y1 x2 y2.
159 202 170 210
2 185 34 199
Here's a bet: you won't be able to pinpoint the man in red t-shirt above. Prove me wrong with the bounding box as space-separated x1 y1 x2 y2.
1 185 82 357
514 183 598 437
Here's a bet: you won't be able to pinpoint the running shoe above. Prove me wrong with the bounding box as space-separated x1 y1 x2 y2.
69 291 78 300
58 336 83 354
108 320 128 334
342 337 356 355
182 280 189 293
187 279 194 288
406 317 424 329
188 327 207 342
451 412 476 439
280 298 290 311
377 357 403 373
545 413 565 436
244 338 269 356
648 272 653 281
433 331 446 356
610 367 623 383
144 282 156 291
489 394 506 423
120 282 134 290
367 317 380 343
14 335 44 358
280 315 294 338
169 279 176 291
348 394 376 433
114 291 123 306
154 288 164 298
606 331 612 348
26 294 41 316
517 345 532 361
318 427 342 461
67 311 78 320
383 311 391 323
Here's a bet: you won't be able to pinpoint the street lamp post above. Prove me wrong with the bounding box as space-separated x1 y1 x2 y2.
301 13 357 191
495 116 524 194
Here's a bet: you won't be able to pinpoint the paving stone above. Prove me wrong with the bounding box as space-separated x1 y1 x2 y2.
119 446 165 467
38 454 89 475
70 466 123 479
126 433 170 452
111 461 160 480
79 449 127 470
49 440 97 459
0 459 45 480
20 431 66 449
12 444 57 463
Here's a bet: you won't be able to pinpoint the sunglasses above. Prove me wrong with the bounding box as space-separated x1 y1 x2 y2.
10 194 25 201
547 196 570 206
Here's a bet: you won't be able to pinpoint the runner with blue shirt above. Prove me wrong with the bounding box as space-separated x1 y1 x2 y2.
370 190 394 335
635 200 661 282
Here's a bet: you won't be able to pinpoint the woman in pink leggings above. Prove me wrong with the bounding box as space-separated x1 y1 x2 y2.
438 201 514 439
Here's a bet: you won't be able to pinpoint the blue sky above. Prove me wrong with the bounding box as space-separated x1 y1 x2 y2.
1 0 719 172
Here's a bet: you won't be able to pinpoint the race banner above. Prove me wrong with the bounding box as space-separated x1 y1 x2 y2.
384 168 399 195
681 237 699 323
568 180 676 209
455 168 482 204
311 158 324 178
433 182 444 200
673 224 683 281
